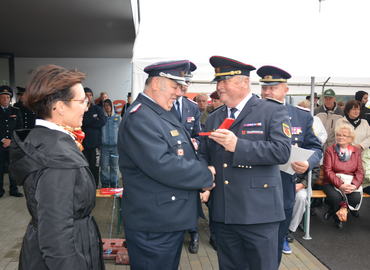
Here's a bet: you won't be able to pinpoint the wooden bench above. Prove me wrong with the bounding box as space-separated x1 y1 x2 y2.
311 166 370 198
312 189 370 198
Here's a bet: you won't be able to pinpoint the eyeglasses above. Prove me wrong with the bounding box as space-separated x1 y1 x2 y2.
67 98 89 105
336 134 351 138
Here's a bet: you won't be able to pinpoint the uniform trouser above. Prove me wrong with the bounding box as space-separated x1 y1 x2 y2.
278 174 296 264
323 184 361 213
83 147 99 186
100 145 119 188
214 221 280 270
289 188 307 232
125 228 185 270
278 207 293 264
206 202 216 241
0 148 18 194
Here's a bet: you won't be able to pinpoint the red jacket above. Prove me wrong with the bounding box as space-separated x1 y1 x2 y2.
323 144 364 189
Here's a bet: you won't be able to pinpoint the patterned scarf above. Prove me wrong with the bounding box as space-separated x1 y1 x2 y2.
335 144 353 162
60 126 85 151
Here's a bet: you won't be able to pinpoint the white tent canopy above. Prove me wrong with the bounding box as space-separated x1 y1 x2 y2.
132 0 370 97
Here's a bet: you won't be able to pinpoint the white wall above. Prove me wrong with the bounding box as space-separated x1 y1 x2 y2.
14 58 132 101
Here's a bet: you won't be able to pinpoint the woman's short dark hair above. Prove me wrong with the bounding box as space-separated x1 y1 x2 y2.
344 100 361 116
24 65 86 119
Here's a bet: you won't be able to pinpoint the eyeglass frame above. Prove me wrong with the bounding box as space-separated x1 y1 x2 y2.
335 133 351 138
64 97 89 105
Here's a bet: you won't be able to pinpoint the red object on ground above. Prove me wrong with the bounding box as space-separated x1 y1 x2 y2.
199 118 235 136
102 238 129 264
99 188 123 196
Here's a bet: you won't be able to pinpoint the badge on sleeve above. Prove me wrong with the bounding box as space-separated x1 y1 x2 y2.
282 123 292 138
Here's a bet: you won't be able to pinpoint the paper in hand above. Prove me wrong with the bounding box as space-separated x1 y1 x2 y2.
279 145 314 175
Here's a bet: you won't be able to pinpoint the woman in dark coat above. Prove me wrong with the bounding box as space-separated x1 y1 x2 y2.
9 65 105 270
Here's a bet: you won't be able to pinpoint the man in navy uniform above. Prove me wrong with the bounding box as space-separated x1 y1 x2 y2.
171 62 201 148
200 56 292 270
171 61 202 253
120 92 132 117
0 86 23 197
13 87 36 129
258 65 322 263
118 60 215 270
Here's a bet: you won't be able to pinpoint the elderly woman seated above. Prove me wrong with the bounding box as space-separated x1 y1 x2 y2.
323 123 364 229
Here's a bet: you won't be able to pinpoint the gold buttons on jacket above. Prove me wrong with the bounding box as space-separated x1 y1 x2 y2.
223 163 228 168
263 184 268 188
224 180 229 185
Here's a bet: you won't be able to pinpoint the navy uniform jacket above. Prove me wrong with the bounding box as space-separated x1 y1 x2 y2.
0 106 23 144
171 97 202 142
82 104 107 149
118 93 213 232
281 105 322 209
200 95 292 224
13 102 36 129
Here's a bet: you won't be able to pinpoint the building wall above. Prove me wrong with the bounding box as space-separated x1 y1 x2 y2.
14 58 132 101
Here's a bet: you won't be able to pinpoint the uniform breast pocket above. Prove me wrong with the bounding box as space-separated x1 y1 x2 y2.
240 127 265 140
169 137 189 157
156 190 189 206
185 121 194 131
250 176 277 189
291 134 304 147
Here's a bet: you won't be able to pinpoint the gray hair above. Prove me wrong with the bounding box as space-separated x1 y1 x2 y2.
335 122 355 141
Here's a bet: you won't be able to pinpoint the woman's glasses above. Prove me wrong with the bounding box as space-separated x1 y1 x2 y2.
68 97 89 105
336 133 350 138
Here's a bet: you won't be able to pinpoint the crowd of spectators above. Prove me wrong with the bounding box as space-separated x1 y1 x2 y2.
2 77 370 264
300 90 370 231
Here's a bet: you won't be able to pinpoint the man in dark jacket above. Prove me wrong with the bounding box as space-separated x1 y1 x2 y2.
0 86 23 197
200 56 292 270
120 92 132 117
118 60 214 270
258 65 322 262
13 87 36 129
82 87 107 185
170 62 203 254
355 90 370 125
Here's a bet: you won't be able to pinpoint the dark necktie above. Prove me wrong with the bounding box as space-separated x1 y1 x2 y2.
175 100 182 121
229 108 237 119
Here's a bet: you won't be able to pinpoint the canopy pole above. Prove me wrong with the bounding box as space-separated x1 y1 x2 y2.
303 76 315 240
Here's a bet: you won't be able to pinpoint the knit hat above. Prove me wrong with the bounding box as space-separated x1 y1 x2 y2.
355 90 368 102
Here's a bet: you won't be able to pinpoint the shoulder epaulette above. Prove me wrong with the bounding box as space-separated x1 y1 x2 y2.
265 97 283 104
295 105 310 112
129 103 142 114
186 97 198 105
